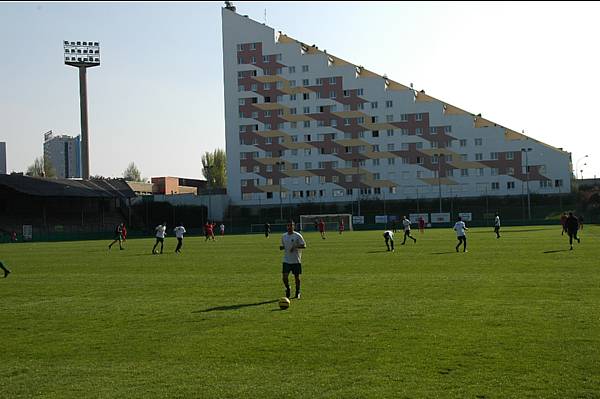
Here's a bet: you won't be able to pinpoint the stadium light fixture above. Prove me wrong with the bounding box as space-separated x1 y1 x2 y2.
64 40 101 180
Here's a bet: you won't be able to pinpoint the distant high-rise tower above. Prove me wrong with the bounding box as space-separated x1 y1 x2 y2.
43 131 81 178
0 142 6 174
222 5 572 207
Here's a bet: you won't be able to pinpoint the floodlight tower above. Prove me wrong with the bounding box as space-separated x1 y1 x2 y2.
64 40 100 179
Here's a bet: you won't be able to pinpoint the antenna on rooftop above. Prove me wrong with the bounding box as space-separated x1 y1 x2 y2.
224 1 236 11
264 8 267 24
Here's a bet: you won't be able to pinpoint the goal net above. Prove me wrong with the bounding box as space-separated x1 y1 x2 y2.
298 214 353 232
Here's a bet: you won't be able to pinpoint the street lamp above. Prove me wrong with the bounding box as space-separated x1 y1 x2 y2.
576 155 589 179
275 161 285 221
64 40 100 179
434 153 444 213
354 158 361 217
521 148 532 221
206 164 214 221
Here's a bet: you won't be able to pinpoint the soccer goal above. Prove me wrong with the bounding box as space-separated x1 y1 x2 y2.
298 214 353 232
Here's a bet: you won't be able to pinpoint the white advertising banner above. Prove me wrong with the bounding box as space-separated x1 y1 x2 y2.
409 213 429 224
23 225 33 241
375 215 388 224
430 213 451 223
352 216 365 225
458 212 473 222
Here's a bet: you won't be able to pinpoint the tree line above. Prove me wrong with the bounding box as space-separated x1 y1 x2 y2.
24 149 227 189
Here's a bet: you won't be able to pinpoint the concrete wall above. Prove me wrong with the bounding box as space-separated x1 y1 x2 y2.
131 193 230 220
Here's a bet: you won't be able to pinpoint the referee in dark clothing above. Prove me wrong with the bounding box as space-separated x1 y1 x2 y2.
565 212 581 250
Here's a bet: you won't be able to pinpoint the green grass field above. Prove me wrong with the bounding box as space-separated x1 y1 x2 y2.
1 226 600 398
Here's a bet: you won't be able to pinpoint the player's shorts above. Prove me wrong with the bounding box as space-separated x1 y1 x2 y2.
282 262 302 275
114 233 122 241
155 237 164 243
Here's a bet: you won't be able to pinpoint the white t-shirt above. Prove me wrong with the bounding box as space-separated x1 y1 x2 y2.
155 225 167 238
454 221 467 237
402 219 411 231
494 216 500 227
384 230 394 239
220 224 225 232
281 231 306 264
173 226 186 239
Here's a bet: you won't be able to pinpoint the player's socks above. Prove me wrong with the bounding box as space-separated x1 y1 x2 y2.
295 291 301 299
285 286 291 299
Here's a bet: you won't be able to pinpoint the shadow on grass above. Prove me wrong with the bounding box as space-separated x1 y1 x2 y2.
471 227 558 234
194 299 278 313
543 249 569 254
366 250 391 253
431 251 457 255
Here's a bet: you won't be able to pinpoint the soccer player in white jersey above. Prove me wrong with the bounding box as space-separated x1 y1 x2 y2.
279 221 306 299
401 215 417 245
453 216 468 252
494 213 501 239
173 222 186 253
152 222 167 255
383 230 395 252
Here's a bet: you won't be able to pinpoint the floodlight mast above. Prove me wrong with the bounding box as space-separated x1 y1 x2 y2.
64 40 100 179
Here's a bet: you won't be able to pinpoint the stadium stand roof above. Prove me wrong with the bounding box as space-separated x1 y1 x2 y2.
0 175 136 198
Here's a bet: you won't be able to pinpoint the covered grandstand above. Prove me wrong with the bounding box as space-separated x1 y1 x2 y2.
0 175 136 241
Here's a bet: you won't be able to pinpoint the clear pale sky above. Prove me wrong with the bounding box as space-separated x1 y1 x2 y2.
1 1 599 180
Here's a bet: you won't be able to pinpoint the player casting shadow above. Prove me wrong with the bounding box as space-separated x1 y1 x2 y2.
194 299 278 313
543 249 569 254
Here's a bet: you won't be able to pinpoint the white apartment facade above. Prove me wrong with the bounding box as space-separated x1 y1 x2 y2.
222 6 572 206
43 131 81 179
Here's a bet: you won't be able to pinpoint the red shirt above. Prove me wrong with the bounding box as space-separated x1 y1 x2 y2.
205 224 213 234
318 221 325 232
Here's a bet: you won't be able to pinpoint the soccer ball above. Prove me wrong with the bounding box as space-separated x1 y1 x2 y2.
278 297 291 310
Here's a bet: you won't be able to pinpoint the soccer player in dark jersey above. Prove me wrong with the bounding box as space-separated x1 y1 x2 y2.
0 260 10 278
108 223 124 250
264 222 271 238
565 212 581 250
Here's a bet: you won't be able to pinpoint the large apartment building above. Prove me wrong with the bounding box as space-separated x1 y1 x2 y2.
222 5 572 206
43 131 81 179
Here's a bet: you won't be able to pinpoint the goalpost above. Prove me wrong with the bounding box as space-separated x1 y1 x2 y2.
298 214 353 232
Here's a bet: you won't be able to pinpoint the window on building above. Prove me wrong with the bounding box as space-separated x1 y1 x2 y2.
491 182 500 190
288 66 295 73
385 100 393 108
475 138 483 146
371 101 378 109
475 153 483 161
415 113 423 121
302 65 309 72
